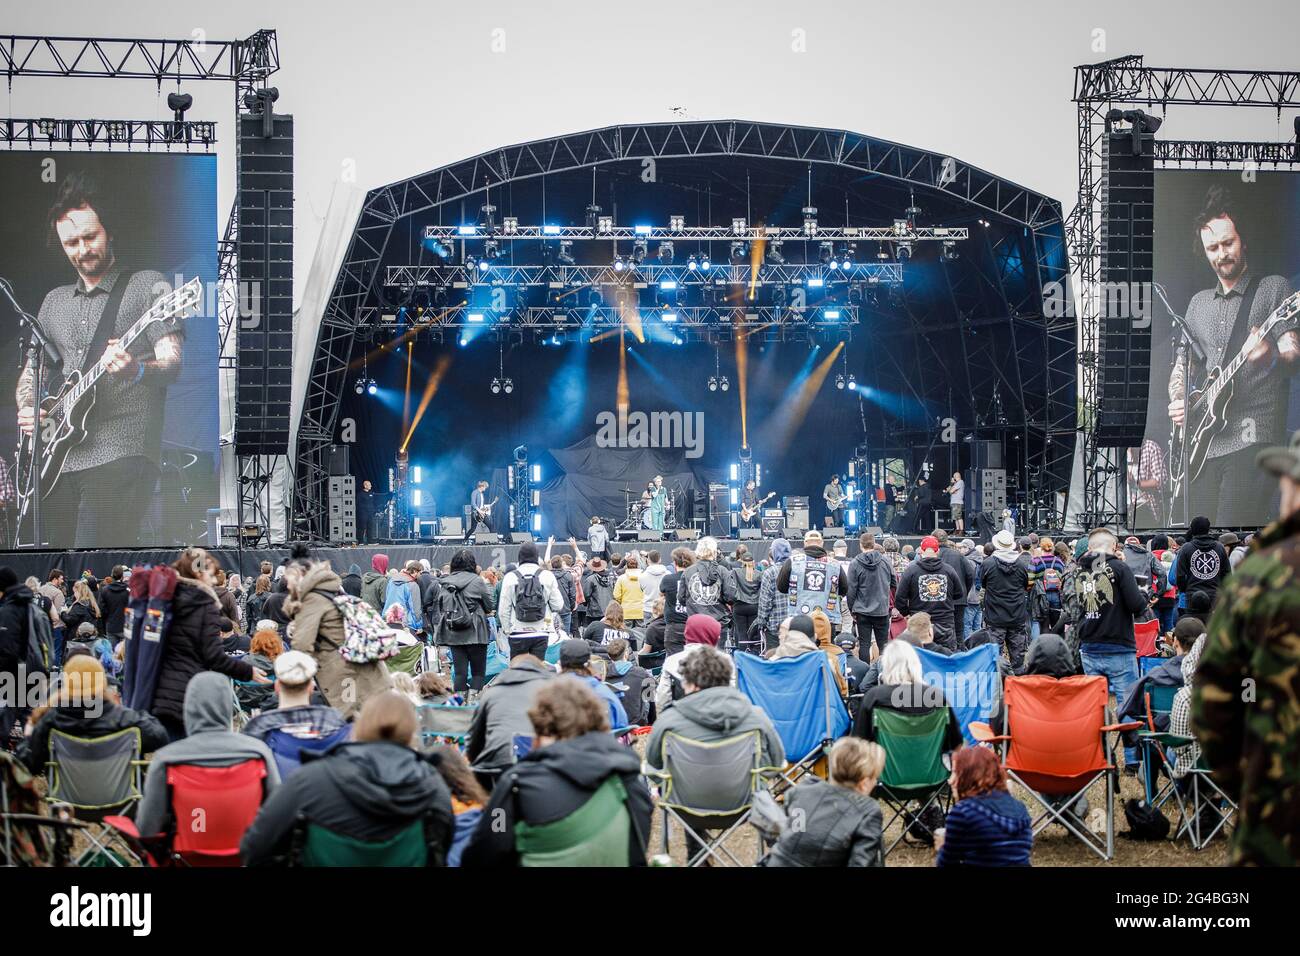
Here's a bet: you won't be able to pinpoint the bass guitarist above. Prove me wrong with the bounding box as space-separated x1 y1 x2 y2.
16 173 182 548
1167 187 1297 527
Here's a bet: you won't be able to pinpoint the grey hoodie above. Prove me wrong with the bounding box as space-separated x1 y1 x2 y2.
645 685 785 771
465 658 555 772
135 671 280 837
846 549 893 617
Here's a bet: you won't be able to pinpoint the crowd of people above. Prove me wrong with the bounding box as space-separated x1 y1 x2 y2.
1 440 1298 867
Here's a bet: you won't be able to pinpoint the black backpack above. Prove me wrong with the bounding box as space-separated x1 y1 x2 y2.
25 602 54 676
439 583 476 632
514 570 547 624
1123 798 1171 840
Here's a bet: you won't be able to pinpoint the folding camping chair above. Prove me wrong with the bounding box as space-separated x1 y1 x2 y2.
45 726 148 866
735 652 850 792
916 643 1001 746
417 703 479 751
1136 720 1236 851
1137 682 1181 810
873 708 953 854
265 724 352 779
971 674 1141 861
644 730 782 867
1134 619 1161 661
105 759 269 866
289 817 432 866
0 750 86 866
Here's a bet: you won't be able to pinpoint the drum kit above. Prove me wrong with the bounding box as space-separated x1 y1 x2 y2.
617 484 678 531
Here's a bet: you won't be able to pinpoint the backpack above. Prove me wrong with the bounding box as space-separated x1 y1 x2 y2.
24 602 54 676
439 583 477 632
332 593 400 664
1042 565 1063 594
1123 798 1171 841
513 570 548 624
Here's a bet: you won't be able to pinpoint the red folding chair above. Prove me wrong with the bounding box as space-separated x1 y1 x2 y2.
106 759 268 867
971 675 1141 860
1134 619 1160 659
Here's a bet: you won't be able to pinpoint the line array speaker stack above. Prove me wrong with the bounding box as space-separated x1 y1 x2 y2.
708 482 731 538
1097 129 1154 446
235 111 294 454
975 467 1007 513
328 475 355 543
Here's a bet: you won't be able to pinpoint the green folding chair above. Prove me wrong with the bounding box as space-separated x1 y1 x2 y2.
291 818 430 866
45 726 148 866
872 708 952 855
514 774 636 867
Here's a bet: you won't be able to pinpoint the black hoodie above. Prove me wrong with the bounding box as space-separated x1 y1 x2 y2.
1174 534 1230 607
0 583 36 677
846 549 893 617
98 580 131 635
240 740 454 866
1073 551 1147 650
895 553 963 635
461 730 653 867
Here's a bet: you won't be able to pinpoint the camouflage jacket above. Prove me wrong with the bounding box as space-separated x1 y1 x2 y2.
1191 508 1300 866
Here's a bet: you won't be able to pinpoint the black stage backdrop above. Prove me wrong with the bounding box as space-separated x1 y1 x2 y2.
341 334 882 539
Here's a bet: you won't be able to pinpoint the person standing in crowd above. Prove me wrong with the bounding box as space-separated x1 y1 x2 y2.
729 545 762 652
211 569 242 635
361 554 390 612
462 679 652 867
935 530 974 646
0 567 40 745
499 542 564 653
241 691 453 866
767 737 885 868
580 556 615 631
935 745 1033 867
846 531 893 657
146 549 261 740
58 580 100 652
1028 536 1067 637
1176 516 1231 618
895 536 963 652
659 547 696 657
612 553 646 643
550 556 576 636
1193 432 1300 865
980 530 1031 673
775 530 848 631
436 549 495 698
640 550 669 624
1148 534 1180 635
245 574 272 630
283 550 391 722
1072 528 1147 773
1122 535 1167 606
384 561 424 637
38 570 67 666
678 536 737 644
97 565 130 644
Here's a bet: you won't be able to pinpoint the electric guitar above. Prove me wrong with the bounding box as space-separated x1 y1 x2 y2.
740 491 775 522
824 487 846 511
474 496 499 520
1177 289 1300 489
15 277 202 537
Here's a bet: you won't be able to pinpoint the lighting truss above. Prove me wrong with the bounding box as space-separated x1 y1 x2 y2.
380 305 861 330
1 117 217 147
386 262 903 288
426 224 967 243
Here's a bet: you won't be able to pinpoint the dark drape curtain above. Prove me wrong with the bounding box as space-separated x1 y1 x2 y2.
540 436 725 540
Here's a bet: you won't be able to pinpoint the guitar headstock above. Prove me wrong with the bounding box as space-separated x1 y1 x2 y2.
150 277 204 330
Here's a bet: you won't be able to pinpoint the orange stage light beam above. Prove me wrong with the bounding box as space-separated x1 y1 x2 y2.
734 329 749 448
399 354 452 453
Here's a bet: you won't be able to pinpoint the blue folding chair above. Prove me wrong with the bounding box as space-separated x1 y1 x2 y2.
735 652 849 791
916 643 1001 745
1137 656 1165 679
265 725 352 779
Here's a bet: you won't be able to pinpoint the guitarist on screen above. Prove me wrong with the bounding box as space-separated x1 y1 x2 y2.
15 173 183 549
1167 187 1297 527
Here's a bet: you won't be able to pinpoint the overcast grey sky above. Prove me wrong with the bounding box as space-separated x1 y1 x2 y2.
7 0 1299 303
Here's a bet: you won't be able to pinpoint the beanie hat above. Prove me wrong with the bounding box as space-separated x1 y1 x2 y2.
788 614 816 642
1190 516 1211 537
920 535 940 553
274 650 317 686
684 614 722 647
0 567 17 592
61 655 106 703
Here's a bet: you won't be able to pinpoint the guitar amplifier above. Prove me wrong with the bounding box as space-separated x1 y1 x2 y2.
783 496 809 510
784 508 809 531
440 516 463 536
739 528 761 540
760 510 784 535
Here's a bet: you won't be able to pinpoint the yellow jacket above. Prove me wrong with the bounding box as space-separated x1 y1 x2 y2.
613 571 645 621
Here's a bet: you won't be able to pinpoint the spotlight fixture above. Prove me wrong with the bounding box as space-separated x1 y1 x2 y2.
841 245 856 269
835 374 845 390
585 203 602 229
354 377 365 395
719 375 730 392
731 218 747 236
366 379 378 396
502 216 519 235
877 243 889 261
767 240 785 265
802 206 818 236
490 378 502 395
847 373 856 390
613 256 626 272
708 376 718 392
597 216 614 234
503 378 514 394
687 255 699 271
729 241 747 264
478 203 498 233
657 241 675 263
700 254 712 271
896 242 913 262
632 238 648 264
819 241 835 265
941 240 959 263
556 240 575 265
670 215 685 232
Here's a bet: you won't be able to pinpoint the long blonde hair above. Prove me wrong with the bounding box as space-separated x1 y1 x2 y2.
72 580 100 619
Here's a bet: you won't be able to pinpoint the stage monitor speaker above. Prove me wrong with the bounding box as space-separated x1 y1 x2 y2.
510 533 534 544
739 528 761 540
440 516 463 536
864 526 885 538
473 532 500 544
676 528 699 541
636 530 658 541
1096 129 1154 447
822 527 845 539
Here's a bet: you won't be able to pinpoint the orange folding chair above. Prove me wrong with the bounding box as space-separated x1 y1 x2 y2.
1134 619 1161 659
971 675 1142 860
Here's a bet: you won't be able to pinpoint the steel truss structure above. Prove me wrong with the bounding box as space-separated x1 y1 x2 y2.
386 262 904 289
3 29 281 543
1 117 216 147
424 224 968 243
298 121 1072 539
1069 55 1300 528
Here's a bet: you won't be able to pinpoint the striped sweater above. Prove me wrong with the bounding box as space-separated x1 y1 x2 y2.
936 789 1033 866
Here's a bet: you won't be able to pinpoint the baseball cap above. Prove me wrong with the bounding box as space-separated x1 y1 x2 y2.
1257 429 1300 481
835 634 857 649
274 650 317 685
559 638 591 668
803 529 824 547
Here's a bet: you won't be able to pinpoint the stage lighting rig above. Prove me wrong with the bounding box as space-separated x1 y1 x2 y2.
557 239 575 265
802 206 818 236
670 215 685 232
941 240 958 262
819 241 835 265
657 241 675 263
767 240 785 265
687 255 699 272
841 245 855 269
729 241 747 264
354 377 365 395
708 376 718 392
836 374 845 390
719 375 730 392
632 238 649 264
366 379 378 395
597 216 614 235
613 255 627 272
896 241 913 262
478 203 498 233
731 218 747 236
502 216 518 235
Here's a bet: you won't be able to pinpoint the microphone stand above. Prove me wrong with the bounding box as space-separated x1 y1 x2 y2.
1154 282 1202 530
0 278 59 549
